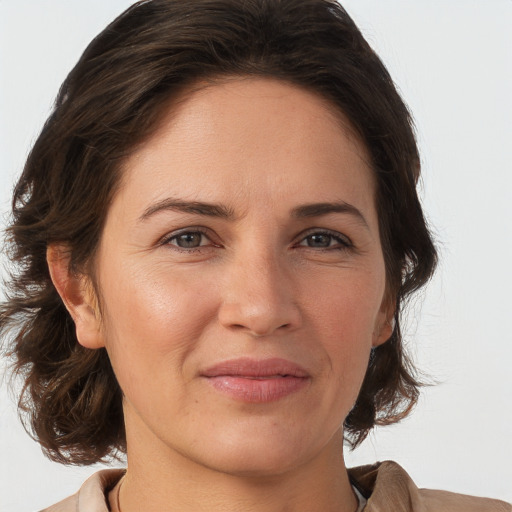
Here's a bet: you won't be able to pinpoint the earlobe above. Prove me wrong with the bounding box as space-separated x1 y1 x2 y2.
372 316 395 347
46 245 105 349
372 296 396 347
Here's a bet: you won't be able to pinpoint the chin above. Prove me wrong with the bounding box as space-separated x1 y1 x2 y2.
184 422 335 478
200 447 307 478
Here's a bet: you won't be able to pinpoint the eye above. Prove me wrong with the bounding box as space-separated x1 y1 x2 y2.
297 230 352 250
162 229 213 250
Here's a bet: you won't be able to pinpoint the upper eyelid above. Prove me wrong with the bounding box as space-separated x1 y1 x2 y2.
159 227 212 245
296 228 352 245
160 226 352 248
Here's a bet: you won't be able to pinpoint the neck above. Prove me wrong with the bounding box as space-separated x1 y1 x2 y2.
116 410 357 512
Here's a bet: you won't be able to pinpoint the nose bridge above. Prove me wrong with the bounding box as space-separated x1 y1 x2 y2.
218 240 301 336
239 245 284 301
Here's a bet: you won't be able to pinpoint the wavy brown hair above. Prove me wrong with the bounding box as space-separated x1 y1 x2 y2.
1 0 437 465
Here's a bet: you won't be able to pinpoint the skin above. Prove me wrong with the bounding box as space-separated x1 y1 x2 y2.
48 78 393 512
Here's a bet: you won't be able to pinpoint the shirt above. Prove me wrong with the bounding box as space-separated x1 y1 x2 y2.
40 460 511 512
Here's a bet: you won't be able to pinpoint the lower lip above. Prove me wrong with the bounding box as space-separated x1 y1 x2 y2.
205 376 308 403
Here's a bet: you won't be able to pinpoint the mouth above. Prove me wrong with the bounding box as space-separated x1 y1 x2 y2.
200 357 310 403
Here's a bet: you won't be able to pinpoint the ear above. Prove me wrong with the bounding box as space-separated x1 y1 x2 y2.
47 244 105 349
372 298 396 348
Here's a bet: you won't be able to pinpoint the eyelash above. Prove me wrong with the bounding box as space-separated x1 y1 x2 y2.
160 228 353 253
297 229 353 250
160 228 215 253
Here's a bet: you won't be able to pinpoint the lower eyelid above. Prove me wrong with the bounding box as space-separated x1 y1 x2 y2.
298 231 352 248
161 229 210 247
160 229 352 250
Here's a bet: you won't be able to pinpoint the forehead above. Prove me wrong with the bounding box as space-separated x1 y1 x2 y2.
116 78 376 221
135 77 370 166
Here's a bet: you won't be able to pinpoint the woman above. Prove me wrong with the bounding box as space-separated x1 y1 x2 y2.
0 1 509 511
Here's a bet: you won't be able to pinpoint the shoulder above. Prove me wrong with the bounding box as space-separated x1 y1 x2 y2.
39 469 125 512
348 460 510 512
418 488 511 512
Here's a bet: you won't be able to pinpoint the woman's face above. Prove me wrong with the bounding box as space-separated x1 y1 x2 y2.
86 78 392 476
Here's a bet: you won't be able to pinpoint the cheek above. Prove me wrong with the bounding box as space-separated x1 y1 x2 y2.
305 271 383 382
307 270 383 342
97 262 218 386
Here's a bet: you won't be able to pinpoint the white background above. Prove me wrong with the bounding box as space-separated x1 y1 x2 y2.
1 1 511 510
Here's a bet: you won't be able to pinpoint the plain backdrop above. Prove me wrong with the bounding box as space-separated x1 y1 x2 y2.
1 1 511 510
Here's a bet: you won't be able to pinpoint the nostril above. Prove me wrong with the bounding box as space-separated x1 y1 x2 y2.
218 298 301 337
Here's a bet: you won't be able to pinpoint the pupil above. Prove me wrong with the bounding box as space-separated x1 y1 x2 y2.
178 233 201 248
309 234 330 247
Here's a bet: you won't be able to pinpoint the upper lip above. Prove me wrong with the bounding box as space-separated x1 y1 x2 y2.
201 357 309 378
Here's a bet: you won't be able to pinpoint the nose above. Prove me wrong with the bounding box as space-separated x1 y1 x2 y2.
218 250 302 338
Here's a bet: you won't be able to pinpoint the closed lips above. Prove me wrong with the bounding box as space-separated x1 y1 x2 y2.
201 358 310 403
200 357 310 378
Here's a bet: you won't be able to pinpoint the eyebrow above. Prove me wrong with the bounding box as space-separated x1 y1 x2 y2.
291 201 369 229
139 197 368 229
139 198 237 222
